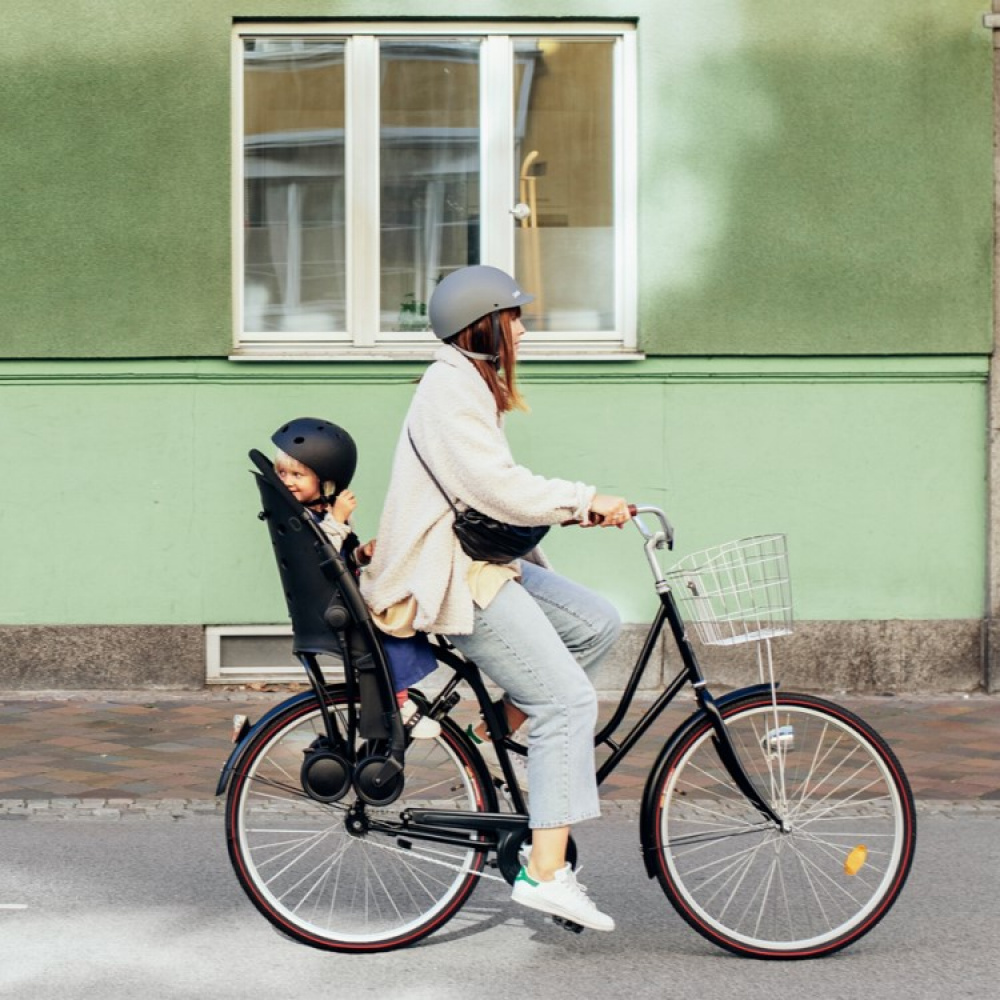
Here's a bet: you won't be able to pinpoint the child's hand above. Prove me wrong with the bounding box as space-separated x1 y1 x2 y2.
331 490 357 524
356 539 376 566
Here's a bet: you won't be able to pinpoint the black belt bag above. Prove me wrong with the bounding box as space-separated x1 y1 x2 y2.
408 430 549 564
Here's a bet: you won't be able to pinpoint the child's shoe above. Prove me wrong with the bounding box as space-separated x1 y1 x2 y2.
511 864 615 932
400 699 441 739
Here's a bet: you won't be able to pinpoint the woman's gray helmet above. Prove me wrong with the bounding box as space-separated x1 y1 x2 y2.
271 418 357 494
428 265 534 341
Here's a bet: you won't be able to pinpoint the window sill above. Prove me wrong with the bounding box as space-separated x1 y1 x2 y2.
229 343 645 363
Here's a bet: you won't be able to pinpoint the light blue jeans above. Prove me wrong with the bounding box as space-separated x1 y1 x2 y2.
445 561 621 829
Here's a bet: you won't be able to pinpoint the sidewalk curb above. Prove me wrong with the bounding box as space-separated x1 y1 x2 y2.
2 797 998 820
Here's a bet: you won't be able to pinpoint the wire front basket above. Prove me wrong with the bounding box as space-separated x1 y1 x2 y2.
665 534 793 647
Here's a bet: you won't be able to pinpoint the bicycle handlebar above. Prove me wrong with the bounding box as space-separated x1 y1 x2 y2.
564 502 676 581
629 505 675 550
629 505 676 585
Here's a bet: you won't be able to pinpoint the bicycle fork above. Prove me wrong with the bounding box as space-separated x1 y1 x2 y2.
697 688 787 830
661 583 787 831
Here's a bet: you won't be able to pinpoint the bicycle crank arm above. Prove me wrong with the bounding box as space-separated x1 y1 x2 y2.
402 807 528 836
402 808 528 877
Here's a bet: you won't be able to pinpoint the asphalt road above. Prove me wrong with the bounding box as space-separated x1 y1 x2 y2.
0 810 995 999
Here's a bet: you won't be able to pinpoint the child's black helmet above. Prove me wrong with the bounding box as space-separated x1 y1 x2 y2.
271 418 357 491
429 265 534 341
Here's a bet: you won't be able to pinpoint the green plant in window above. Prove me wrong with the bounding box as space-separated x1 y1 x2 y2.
398 293 429 332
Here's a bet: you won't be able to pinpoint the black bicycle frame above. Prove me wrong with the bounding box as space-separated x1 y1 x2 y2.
593 583 783 827
414 578 782 831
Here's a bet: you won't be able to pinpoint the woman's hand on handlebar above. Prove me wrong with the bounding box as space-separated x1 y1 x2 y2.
585 494 633 528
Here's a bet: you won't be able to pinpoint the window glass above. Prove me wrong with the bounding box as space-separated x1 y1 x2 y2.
236 26 633 356
243 38 347 334
514 38 616 334
379 39 481 332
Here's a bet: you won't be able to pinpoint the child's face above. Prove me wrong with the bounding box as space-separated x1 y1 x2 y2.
276 456 322 504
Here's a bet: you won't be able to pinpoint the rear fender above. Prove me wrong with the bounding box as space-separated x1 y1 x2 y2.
215 688 340 796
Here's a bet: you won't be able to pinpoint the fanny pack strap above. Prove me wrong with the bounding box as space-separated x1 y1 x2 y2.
407 429 461 517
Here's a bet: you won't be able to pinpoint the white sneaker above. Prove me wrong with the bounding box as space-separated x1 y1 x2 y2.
400 699 441 739
511 864 615 932
467 725 528 792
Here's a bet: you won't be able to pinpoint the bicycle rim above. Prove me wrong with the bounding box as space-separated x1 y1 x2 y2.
650 693 916 958
226 696 491 952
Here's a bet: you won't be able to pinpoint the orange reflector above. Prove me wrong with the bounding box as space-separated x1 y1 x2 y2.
844 845 868 876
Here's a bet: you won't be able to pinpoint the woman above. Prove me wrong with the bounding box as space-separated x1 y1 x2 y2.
361 265 631 932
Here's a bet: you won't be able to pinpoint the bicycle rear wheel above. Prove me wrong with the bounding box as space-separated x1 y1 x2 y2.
226 691 494 952
645 691 916 959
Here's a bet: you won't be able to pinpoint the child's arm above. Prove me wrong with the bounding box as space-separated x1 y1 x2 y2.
317 515 352 553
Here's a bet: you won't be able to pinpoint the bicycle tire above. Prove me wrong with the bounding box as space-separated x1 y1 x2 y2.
644 691 916 959
226 689 495 952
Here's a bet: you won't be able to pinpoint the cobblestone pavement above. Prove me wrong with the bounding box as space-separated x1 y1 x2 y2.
0 688 997 817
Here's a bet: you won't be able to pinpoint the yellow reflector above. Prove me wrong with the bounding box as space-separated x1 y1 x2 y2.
844 844 868 876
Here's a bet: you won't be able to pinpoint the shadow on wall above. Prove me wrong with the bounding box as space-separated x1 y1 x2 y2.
642 3 991 355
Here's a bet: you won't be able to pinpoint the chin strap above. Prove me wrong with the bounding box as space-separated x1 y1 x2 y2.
312 489 341 509
451 345 499 364
449 313 503 366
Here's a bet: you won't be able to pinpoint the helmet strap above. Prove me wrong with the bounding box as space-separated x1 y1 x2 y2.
451 345 499 364
449 313 502 367
490 312 503 359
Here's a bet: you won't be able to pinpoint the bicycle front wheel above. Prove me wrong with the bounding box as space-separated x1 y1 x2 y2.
226 692 493 952
645 692 916 959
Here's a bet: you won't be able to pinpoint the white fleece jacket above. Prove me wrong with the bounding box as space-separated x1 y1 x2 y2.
360 344 596 635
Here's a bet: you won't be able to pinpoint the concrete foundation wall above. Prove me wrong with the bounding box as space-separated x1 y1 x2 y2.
0 627 205 690
0 621 983 694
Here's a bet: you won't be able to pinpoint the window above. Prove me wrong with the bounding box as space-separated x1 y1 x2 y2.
233 22 637 359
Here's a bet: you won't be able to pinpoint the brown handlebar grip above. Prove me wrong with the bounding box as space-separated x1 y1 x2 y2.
561 503 636 527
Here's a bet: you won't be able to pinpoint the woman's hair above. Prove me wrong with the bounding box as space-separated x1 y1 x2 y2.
448 307 526 413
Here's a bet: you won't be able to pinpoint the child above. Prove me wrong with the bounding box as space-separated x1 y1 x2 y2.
272 418 440 738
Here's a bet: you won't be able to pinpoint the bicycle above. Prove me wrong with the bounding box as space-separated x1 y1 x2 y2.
217 451 916 958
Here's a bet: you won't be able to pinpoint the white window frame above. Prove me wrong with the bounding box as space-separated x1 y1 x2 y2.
231 21 638 361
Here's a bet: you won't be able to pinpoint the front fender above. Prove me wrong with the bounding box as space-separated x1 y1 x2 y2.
638 683 776 878
215 689 334 796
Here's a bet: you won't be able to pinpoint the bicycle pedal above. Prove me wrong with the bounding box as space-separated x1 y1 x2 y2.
552 916 585 934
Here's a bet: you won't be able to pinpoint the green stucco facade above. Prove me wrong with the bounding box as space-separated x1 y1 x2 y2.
0 357 987 628
0 1 993 689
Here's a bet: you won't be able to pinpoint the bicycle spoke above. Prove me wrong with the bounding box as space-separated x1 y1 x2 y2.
227 698 492 951
653 695 915 957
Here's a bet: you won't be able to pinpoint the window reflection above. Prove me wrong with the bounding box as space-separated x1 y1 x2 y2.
379 40 481 332
241 33 620 341
243 39 347 334
514 38 616 334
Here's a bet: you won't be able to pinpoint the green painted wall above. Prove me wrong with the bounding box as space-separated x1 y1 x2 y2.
0 2 991 647
0 1 232 358
0 1 991 357
642 1 993 354
0 358 986 626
